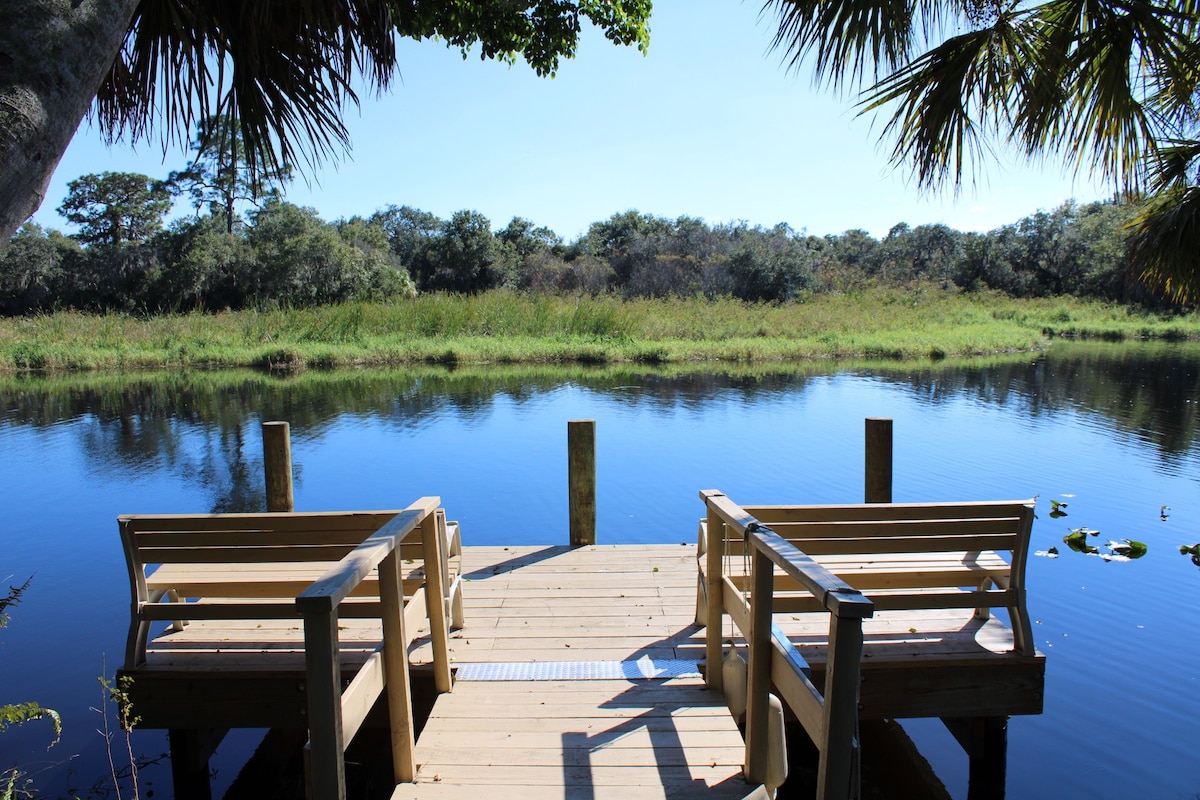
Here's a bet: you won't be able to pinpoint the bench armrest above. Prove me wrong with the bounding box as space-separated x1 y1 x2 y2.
297 498 437 614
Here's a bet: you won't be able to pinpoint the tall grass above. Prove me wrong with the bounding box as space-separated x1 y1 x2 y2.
1 289 1197 373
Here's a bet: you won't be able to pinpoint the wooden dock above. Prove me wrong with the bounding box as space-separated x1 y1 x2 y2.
402 544 753 800
118 420 1044 800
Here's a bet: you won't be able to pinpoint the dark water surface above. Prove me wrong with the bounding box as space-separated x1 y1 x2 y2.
2 341 1198 798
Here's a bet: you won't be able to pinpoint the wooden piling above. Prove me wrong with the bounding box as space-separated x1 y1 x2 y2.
262 421 294 513
568 419 596 546
864 417 893 504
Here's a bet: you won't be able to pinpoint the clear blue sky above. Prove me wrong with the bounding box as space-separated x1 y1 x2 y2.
31 1 1109 242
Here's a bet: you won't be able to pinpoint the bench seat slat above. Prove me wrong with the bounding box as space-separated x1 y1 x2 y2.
140 600 301 620
140 597 395 620
714 535 1018 557
120 511 406 532
773 533 1017 555
744 500 1031 523
762 517 1023 537
773 588 1017 614
139 545 368 563
144 577 427 600
134 529 397 547
733 570 1006 593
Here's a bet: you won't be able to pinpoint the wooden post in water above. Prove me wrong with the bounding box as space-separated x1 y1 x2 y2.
262 421 294 512
864 417 893 504
568 419 596 546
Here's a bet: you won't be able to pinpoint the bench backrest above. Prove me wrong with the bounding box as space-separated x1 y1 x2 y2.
121 510 425 565
712 500 1033 572
120 510 435 599
119 504 449 668
704 498 1037 655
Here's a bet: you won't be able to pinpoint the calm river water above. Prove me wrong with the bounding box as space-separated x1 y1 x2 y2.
1 341 1198 799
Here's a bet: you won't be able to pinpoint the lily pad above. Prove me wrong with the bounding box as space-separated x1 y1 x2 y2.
1106 539 1147 559
1063 530 1097 554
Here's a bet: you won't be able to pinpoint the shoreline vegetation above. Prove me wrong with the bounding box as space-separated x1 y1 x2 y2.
2 289 1199 374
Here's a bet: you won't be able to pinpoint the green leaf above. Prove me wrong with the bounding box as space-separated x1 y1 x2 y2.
1063 529 1097 554
0 702 61 745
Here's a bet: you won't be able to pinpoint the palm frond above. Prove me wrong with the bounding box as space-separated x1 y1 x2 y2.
762 0 923 91
1127 184 1200 301
96 0 401 183
1017 0 1199 188
861 15 1039 188
1144 138 1200 189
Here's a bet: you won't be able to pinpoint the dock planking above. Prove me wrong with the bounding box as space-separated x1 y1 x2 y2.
409 545 707 667
403 544 756 800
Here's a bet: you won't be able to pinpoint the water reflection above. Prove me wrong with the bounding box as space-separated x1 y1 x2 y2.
2 341 1199 799
871 341 1200 464
3 343 1197 511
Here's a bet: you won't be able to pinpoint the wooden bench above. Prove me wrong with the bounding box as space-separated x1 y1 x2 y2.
697 491 1045 798
116 498 463 799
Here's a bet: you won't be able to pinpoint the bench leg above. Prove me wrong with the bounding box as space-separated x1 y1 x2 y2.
168 728 226 800
943 716 1007 800
450 581 465 630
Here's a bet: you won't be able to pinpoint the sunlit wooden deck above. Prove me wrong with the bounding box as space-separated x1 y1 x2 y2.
411 545 706 666
114 418 1048 800
404 544 754 800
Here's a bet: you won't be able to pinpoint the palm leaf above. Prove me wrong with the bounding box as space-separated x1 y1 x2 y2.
1144 139 1200 188
96 0 398 185
1127 184 1200 301
862 15 1040 188
90 1 650 183
762 0 924 90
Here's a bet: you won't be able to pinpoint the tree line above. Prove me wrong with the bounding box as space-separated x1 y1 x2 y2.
4 0 1196 303
1 176 1157 316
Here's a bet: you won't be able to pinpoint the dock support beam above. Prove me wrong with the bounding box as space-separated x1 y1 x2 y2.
944 716 1008 800
864 417 892 504
263 421 294 512
569 419 596 546
167 727 226 800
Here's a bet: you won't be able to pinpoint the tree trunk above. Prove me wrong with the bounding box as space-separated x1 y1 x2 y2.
0 0 140 254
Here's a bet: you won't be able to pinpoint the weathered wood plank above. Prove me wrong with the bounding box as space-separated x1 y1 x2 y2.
120 510 407 532
406 766 749 787
393 784 750 800
743 500 1034 523
416 730 745 748
411 677 751 798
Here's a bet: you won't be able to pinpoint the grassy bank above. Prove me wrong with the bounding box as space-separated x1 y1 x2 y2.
1 289 1198 372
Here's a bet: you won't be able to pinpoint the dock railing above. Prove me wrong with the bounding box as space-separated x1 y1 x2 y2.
296 496 453 800
701 490 875 800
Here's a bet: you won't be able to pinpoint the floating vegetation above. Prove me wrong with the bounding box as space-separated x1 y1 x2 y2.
1179 544 1200 568
1063 529 1098 554
1103 539 1148 561
1034 547 1060 559
1063 529 1147 561
1049 499 1069 519
1160 505 1171 522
